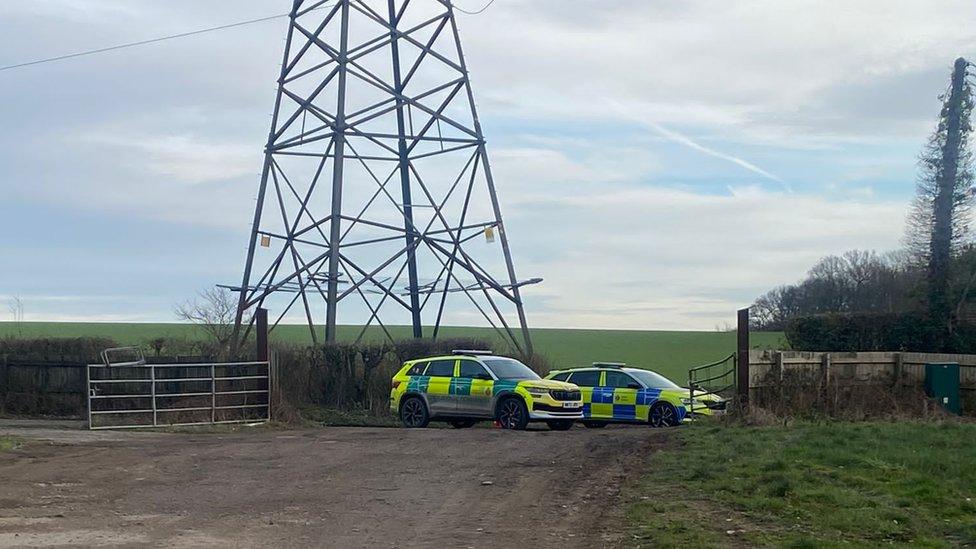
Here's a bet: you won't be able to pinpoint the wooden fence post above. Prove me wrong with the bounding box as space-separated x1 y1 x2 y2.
893 352 903 388
737 308 750 408
820 353 831 385
256 308 269 362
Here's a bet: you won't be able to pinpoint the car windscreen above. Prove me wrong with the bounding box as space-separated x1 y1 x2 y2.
483 358 540 380
628 369 681 389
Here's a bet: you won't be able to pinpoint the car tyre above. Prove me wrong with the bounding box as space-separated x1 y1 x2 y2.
399 396 430 428
449 419 477 428
649 402 680 428
582 421 607 429
546 419 574 431
496 397 529 430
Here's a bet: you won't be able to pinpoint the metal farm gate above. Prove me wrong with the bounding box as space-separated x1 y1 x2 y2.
86 348 271 430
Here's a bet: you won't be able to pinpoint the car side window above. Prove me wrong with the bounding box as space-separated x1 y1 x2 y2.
568 370 600 387
458 360 490 379
407 362 428 376
425 359 456 377
549 372 570 382
605 371 639 389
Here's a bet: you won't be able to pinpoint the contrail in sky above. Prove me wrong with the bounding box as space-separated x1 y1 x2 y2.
643 121 791 191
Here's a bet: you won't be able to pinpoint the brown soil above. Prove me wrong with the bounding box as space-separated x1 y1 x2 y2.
0 422 670 548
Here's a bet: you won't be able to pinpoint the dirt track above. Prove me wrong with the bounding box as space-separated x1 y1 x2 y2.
0 422 669 548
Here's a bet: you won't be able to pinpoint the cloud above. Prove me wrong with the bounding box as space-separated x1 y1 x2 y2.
507 184 905 329
0 0 966 329
79 131 256 185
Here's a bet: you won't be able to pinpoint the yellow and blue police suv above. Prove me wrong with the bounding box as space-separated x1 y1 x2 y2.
390 350 583 430
544 363 726 427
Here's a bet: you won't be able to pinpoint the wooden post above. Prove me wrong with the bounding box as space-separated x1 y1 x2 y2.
820 353 831 386
820 353 831 411
893 352 903 388
256 308 269 362
737 308 750 407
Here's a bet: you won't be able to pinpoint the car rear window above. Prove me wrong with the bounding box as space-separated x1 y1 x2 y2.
459 360 489 378
425 359 456 377
568 370 600 387
605 370 639 389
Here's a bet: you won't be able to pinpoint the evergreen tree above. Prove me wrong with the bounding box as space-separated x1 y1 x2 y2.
905 57 975 330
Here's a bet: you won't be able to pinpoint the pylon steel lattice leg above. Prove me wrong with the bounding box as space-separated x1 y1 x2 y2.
227 0 536 354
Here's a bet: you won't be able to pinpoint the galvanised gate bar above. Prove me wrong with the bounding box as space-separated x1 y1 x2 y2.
86 360 271 430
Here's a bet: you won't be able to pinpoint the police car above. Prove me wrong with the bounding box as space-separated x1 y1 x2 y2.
544 362 726 427
390 350 584 430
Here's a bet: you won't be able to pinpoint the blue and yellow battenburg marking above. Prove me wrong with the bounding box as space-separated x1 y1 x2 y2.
580 386 686 422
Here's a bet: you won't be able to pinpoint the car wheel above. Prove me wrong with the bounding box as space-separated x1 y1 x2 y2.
649 402 680 428
496 397 529 430
546 419 574 431
582 421 607 429
399 396 430 428
449 419 477 428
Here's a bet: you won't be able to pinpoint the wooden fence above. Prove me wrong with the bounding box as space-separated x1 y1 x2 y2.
1 356 215 417
749 350 976 414
0 361 87 416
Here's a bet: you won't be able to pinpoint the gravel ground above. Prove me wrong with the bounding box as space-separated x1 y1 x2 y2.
0 420 669 548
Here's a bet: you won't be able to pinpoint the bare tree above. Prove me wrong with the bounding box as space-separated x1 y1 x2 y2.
175 288 238 358
751 250 922 330
7 295 24 337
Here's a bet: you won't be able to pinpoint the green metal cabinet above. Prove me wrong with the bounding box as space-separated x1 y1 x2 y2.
924 363 960 415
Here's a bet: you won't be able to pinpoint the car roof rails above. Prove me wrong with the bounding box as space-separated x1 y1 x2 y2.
453 349 493 356
592 361 626 368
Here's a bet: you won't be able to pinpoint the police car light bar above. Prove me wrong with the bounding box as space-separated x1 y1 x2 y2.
453 349 493 356
593 362 626 368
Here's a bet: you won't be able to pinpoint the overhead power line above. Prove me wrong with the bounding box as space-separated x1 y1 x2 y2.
0 0 494 73
454 0 497 15
0 12 292 73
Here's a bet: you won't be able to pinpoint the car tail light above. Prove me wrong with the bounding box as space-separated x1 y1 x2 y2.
392 380 402 389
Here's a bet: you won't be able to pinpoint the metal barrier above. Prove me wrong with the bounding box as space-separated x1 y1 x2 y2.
687 353 736 416
86 360 270 430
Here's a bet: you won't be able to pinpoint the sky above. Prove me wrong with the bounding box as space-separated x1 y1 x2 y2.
0 0 974 331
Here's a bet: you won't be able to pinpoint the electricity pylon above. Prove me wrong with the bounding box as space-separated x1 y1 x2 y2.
228 0 536 354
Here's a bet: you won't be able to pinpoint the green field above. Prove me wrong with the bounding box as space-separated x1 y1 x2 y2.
0 322 785 380
629 421 976 547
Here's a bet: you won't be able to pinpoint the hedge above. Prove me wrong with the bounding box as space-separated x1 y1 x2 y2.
785 312 976 353
0 337 119 364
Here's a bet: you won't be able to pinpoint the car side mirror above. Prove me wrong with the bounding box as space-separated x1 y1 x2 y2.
475 373 492 380
627 383 641 389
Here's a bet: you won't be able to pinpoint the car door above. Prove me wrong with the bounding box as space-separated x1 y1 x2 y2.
423 359 458 416
455 359 494 416
566 370 603 419
604 370 641 421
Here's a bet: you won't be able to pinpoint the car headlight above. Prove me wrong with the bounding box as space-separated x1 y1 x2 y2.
524 387 549 395
680 398 705 406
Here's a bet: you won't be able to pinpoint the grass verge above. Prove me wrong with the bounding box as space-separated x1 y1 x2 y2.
0 436 22 452
626 421 976 548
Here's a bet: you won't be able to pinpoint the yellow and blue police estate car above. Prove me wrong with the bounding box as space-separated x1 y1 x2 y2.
390 350 584 430
544 363 726 427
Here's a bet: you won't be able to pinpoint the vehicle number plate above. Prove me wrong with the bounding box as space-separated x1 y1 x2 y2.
562 402 580 408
